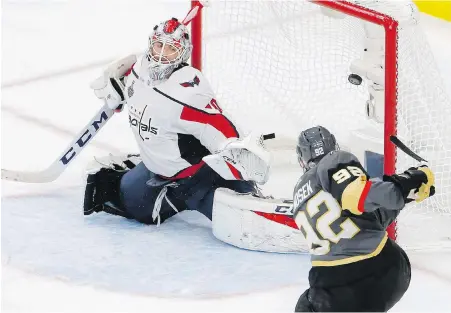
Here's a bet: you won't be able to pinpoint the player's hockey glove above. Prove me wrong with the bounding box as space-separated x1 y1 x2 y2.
383 165 435 204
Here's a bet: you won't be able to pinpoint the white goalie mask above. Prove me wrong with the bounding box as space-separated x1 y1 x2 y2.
147 18 192 81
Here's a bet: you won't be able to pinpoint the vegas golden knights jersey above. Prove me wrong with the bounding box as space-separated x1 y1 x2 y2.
293 150 405 267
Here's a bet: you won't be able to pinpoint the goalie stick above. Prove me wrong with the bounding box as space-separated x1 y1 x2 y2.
2 103 114 183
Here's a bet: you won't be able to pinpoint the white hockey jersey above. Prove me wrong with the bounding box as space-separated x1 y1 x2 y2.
122 55 242 179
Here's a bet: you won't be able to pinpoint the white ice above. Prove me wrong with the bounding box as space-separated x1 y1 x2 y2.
2 1 451 312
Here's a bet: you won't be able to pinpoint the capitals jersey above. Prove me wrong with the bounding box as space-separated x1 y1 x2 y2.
122 55 241 179
293 150 405 267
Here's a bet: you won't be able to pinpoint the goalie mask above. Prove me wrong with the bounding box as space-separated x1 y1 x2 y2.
296 126 339 172
147 18 192 81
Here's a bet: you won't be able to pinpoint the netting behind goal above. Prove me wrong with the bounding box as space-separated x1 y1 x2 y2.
193 0 451 251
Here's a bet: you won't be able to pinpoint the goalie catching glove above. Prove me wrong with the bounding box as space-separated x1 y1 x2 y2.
90 54 137 111
203 132 272 185
384 165 435 204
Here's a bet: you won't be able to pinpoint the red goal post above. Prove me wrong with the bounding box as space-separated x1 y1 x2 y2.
190 0 398 239
189 0 451 250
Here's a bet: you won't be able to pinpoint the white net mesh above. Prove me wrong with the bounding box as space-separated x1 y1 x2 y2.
392 2 451 250
200 0 451 251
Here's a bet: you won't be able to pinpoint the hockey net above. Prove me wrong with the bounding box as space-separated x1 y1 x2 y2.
191 0 451 251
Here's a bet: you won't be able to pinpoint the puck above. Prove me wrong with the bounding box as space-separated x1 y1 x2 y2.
348 73 363 85
263 133 276 140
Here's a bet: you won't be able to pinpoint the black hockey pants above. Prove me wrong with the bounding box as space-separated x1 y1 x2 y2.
295 238 411 312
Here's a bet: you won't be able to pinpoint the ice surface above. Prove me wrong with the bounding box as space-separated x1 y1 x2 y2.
2 1 451 312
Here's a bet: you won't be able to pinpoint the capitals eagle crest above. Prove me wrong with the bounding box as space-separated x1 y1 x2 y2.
180 75 200 88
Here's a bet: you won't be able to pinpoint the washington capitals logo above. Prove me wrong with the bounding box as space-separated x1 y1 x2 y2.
180 75 200 88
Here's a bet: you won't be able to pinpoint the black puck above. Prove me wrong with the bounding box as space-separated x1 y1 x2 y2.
263 133 276 140
348 73 363 85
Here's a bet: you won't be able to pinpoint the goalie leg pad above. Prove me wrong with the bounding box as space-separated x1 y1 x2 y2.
198 175 257 220
212 188 309 253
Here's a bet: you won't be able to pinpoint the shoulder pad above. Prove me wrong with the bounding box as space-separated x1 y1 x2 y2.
170 65 204 87
317 150 360 174
157 66 219 112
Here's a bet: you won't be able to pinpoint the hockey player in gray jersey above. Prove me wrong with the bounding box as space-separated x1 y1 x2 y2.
293 126 435 312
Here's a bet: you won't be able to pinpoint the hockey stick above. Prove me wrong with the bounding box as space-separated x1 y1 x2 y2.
182 1 208 25
390 135 428 163
2 103 115 183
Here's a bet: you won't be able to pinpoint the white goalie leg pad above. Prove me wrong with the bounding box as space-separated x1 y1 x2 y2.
212 188 309 253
